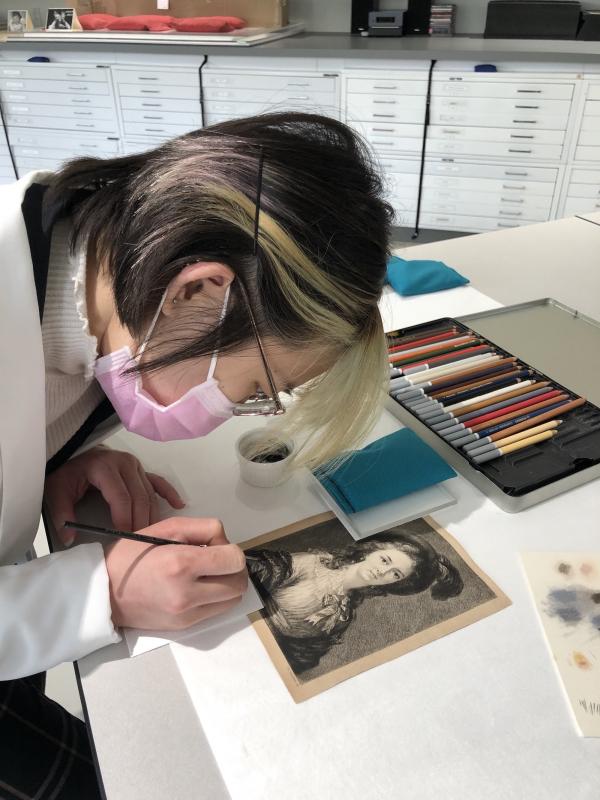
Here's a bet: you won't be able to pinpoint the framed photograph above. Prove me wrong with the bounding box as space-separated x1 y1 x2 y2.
244 512 511 702
45 8 80 30
7 9 32 32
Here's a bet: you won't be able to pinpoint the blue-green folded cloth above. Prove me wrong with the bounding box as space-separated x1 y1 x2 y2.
386 255 469 296
314 428 456 515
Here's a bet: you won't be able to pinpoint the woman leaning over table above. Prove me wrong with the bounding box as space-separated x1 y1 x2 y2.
0 112 393 798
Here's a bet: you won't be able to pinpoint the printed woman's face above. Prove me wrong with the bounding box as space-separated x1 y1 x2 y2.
353 548 415 588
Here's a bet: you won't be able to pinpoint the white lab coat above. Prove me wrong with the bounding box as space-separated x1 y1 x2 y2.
0 172 120 680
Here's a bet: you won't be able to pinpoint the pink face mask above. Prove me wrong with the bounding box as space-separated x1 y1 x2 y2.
94 288 234 441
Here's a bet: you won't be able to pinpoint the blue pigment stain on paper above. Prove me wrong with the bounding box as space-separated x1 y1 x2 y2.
544 585 600 633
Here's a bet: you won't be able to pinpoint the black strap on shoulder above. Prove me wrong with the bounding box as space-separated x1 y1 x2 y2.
45 398 116 475
21 182 52 322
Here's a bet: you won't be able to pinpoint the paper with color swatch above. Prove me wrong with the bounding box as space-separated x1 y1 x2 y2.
521 552 600 737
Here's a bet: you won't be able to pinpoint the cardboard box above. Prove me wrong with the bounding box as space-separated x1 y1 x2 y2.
74 0 288 28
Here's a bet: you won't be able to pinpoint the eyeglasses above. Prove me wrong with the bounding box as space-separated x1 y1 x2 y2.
232 147 286 417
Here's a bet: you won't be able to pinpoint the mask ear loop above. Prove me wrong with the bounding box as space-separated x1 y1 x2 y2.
207 285 231 381
136 288 169 362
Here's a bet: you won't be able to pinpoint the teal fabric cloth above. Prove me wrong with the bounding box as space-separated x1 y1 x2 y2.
386 255 469 296
314 429 456 515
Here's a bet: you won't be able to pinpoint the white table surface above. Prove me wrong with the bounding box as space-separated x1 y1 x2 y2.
76 221 600 800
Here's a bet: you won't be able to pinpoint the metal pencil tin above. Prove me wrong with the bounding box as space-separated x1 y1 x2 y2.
385 298 600 512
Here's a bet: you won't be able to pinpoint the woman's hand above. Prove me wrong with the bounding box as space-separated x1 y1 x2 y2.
44 446 185 544
103 517 248 630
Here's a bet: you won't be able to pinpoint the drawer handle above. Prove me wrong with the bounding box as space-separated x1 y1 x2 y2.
373 85 397 90
72 99 91 104
73 111 93 116
513 119 537 124
6 82 25 88
143 115 164 120
442 129 460 134
499 210 523 217
372 127 395 132
286 82 310 87
434 216 451 222
145 128 166 132
373 100 397 105
373 114 396 119
502 184 527 190
517 89 542 94
500 197 525 204
510 134 535 139
66 72 86 77
287 95 310 100
373 141 395 146
514 104 540 109
497 222 518 228
68 86 88 91
508 148 532 153
138 76 159 81
141 103 162 107
505 171 528 176
75 123 96 128
6 94 26 101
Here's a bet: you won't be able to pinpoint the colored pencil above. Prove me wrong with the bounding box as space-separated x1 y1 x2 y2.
433 380 550 417
416 370 530 413
402 345 494 375
471 430 558 464
465 420 563 457
387 326 459 346
393 358 518 398
442 379 536 414
388 330 463 353
390 354 500 390
444 394 568 441
427 366 532 400
452 389 564 429
448 397 585 448
389 338 481 365
427 386 553 428
63 521 202 548
388 333 476 360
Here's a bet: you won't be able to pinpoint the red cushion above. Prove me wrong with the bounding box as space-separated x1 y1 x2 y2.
172 16 243 33
209 16 247 29
106 17 147 30
79 13 117 30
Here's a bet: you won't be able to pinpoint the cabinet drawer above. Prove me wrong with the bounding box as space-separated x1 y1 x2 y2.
0 89 114 107
569 168 600 184
575 146 600 161
120 96 196 113
419 193 551 221
377 158 557 183
204 87 336 104
118 82 199 101
431 96 571 117
346 78 425 96
0 77 111 95
16 157 63 173
123 121 195 138
203 73 337 93
431 110 569 130
123 108 202 126
579 128 600 146
0 65 108 82
426 139 562 160
428 125 564 145
347 94 425 123
8 129 119 154
5 114 117 134
565 182 600 199
113 69 199 87
587 84 600 101
206 98 337 117
583 99 600 117
564 196 600 216
419 211 525 232
4 102 115 121
432 79 574 101
431 174 554 196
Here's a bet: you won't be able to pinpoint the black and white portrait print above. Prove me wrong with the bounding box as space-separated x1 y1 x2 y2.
244 513 510 701
46 8 73 30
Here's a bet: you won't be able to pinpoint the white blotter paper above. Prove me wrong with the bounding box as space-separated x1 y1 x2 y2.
123 581 263 657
